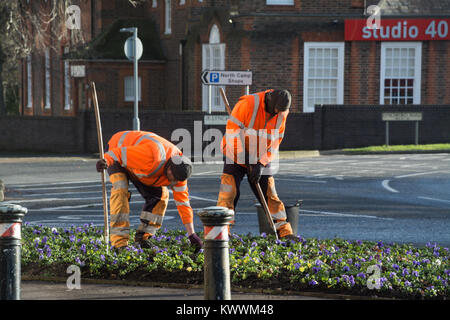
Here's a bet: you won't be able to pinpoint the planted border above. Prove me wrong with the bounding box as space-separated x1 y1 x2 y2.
21 224 449 299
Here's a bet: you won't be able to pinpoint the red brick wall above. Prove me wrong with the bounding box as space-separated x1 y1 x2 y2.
86 61 166 110
20 0 450 117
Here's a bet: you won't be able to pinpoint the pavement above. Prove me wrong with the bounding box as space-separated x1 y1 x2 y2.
20 279 336 300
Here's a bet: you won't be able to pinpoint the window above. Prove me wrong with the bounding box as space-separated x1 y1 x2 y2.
179 0 185 4
380 42 421 105
124 76 142 102
164 0 171 35
26 54 32 108
303 42 344 113
202 24 225 112
152 0 157 7
266 0 294 5
44 48 51 110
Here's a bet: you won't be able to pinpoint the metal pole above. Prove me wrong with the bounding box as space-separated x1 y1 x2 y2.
197 206 234 300
415 121 419 145
208 85 212 114
133 28 140 131
0 204 27 300
246 69 250 95
385 121 390 146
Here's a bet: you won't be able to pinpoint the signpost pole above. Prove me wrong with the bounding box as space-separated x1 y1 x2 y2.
208 84 212 114
415 121 419 145
382 112 423 147
386 121 390 146
121 27 142 131
245 69 250 94
133 28 140 131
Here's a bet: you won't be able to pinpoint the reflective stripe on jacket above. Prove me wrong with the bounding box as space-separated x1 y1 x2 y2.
104 131 193 224
221 90 288 166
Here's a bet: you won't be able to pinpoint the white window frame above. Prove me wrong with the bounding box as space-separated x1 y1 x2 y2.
303 42 345 113
380 42 422 105
44 48 51 110
202 24 225 112
164 0 171 35
26 54 32 108
124 76 142 102
266 0 294 5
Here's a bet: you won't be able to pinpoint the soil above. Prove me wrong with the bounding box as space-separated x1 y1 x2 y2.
21 263 433 300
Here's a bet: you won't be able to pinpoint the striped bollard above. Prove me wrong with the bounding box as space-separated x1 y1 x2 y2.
0 204 27 300
197 206 234 300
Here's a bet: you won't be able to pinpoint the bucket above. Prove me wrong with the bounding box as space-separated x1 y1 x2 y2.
255 200 302 236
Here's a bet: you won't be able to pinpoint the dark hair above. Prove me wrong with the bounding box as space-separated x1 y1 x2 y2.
271 89 291 112
167 155 192 181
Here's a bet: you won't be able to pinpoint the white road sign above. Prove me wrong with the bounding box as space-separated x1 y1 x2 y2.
201 71 252 86
124 36 143 61
382 112 423 121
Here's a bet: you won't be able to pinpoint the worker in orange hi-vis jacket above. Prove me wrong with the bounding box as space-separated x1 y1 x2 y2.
96 130 203 251
217 89 297 240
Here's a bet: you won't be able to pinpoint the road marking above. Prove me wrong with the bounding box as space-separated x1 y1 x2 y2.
395 171 442 179
299 209 394 220
9 180 100 188
192 171 220 176
56 214 176 221
381 180 399 193
418 196 450 204
277 178 327 184
12 184 106 192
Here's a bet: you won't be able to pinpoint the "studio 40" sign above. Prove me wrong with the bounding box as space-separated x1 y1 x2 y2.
345 19 450 41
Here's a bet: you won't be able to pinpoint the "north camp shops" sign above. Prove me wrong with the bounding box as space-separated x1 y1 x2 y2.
345 19 450 41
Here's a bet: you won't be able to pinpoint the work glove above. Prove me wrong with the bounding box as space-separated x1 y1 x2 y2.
96 159 108 172
188 233 203 253
248 162 264 185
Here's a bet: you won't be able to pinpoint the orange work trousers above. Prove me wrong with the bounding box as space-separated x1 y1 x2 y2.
107 162 168 248
216 162 293 238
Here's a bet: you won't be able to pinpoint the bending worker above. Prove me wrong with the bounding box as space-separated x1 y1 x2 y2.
217 89 297 240
96 130 203 251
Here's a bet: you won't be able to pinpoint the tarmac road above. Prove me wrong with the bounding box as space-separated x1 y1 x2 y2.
1 152 449 247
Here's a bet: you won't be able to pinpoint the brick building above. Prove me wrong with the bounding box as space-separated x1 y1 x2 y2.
20 0 450 117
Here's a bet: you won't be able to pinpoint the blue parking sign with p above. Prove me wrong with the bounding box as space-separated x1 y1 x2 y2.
210 72 219 83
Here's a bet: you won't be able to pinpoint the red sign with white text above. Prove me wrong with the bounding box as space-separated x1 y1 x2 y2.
345 19 450 41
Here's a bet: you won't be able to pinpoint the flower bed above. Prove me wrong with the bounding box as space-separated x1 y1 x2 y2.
21 223 449 299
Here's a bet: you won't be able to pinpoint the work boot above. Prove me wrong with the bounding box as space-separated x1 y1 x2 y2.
281 234 300 243
112 245 129 254
134 231 153 249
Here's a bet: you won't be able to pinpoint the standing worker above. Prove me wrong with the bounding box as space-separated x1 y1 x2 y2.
96 130 203 251
217 89 297 240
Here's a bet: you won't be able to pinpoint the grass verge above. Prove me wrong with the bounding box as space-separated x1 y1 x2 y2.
343 143 450 153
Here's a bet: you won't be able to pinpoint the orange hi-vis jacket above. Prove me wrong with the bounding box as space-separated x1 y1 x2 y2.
104 131 193 224
222 90 288 166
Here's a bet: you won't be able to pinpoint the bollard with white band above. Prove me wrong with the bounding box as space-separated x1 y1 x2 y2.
197 206 234 300
0 204 27 300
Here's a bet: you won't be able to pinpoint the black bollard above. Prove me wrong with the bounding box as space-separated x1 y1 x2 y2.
197 206 234 300
0 204 27 300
